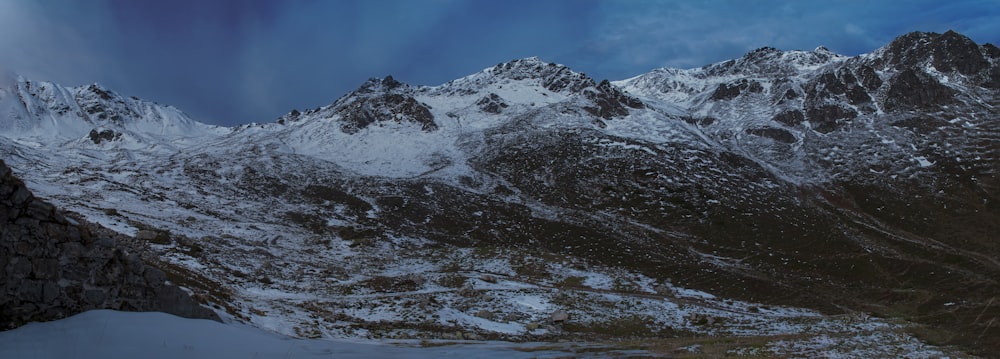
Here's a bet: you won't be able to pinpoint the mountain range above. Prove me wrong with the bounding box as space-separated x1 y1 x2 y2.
1 30 997 356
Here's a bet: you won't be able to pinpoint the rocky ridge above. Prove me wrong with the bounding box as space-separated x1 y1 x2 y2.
0 30 998 356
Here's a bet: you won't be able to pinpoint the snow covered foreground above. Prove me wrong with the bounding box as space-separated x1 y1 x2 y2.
0 310 643 359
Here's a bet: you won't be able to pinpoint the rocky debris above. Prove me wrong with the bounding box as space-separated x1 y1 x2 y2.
87 128 121 145
0 160 218 329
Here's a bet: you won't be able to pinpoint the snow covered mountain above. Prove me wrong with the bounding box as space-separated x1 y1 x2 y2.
1 30 998 356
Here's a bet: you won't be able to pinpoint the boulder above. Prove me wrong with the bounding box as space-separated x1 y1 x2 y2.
550 310 569 323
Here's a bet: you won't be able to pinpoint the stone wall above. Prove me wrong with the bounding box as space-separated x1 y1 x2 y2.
0 159 219 329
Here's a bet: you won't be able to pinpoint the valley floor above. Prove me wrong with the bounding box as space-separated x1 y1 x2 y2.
0 309 972 358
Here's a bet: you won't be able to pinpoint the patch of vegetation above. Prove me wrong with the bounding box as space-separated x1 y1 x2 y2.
511 258 550 280
361 275 421 293
437 273 467 288
562 315 659 337
284 211 329 234
558 276 586 288
339 226 380 247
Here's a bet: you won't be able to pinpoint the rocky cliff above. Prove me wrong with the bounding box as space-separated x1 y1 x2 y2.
0 160 218 328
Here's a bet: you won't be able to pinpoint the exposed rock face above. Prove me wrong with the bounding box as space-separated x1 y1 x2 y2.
805 104 857 133
87 128 120 144
487 58 644 119
772 110 805 127
476 93 508 114
878 30 989 76
745 127 796 143
583 79 645 119
488 57 593 92
883 69 955 111
0 160 218 329
710 79 764 100
77 84 141 124
333 76 437 133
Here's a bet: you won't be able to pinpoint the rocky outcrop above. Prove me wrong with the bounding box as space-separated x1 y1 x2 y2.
476 93 508 114
883 69 955 111
709 79 764 100
334 76 437 134
583 80 645 119
88 128 121 144
805 104 857 133
488 58 644 119
0 160 218 329
878 30 989 76
746 127 796 143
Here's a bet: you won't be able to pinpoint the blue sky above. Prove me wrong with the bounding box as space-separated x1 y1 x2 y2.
1 0 997 126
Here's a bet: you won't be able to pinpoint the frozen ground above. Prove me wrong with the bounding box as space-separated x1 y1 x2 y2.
0 310 644 359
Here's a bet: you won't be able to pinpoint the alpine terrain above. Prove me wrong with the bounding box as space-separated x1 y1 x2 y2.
1 30 998 357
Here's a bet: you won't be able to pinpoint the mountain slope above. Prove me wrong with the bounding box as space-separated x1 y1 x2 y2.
0 30 997 356
0 159 218 327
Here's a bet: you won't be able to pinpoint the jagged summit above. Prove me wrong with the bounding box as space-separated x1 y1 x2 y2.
278 56 645 134
431 57 595 97
355 75 409 94
701 45 847 77
483 57 595 93
869 30 993 76
0 73 225 149
317 75 437 134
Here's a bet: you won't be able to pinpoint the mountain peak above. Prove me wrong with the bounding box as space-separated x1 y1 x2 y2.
481 57 598 94
324 75 436 134
702 45 844 77
83 83 116 101
814 46 833 54
874 30 989 75
356 75 409 94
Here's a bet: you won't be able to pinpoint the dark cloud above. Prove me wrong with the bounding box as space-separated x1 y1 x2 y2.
0 0 997 126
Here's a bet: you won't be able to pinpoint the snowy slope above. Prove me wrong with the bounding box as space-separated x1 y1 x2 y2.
1 30 998 355
0 73 230 155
